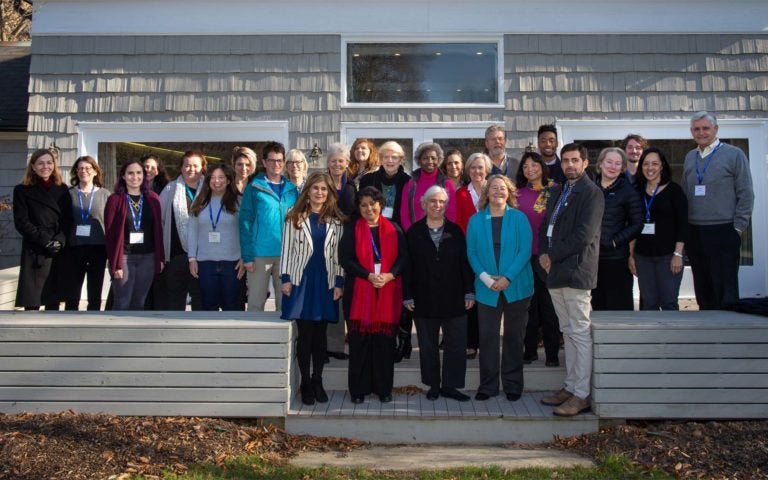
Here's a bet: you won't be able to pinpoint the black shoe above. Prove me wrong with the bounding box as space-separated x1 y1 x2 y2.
312 378 328 403
327 350 349 360
545 359 560 367
378 394 393 403
300 383 315 405
426 386 440 400
324 356 330 364
506 392 521 402
441 387 470 402
523 353 538 365
351 394 364 404
474 392 491 401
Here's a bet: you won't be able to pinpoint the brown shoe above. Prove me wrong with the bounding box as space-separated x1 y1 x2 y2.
541 388 573 406
553 395 591 417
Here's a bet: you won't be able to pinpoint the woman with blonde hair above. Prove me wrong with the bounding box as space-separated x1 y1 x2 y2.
13 148 72 310
231 146 257 194
359 140 411 226
280 172 345 405
285 148 309 192
466 175 533 402
64 156 110 310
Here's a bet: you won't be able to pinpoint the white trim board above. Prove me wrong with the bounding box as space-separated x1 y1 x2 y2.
559 118 768 298
76 121 290 160
32 0 768 36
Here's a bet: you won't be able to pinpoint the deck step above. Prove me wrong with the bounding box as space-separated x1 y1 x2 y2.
322 347 566 392
285 390 598 444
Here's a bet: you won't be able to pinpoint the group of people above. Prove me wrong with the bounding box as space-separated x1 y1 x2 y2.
13 111 753 417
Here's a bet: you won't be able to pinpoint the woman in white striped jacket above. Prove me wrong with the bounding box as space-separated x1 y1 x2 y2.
280 172 346 406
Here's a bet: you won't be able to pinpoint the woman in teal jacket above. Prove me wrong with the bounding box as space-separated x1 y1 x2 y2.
466 175 533 403
239 142 298 311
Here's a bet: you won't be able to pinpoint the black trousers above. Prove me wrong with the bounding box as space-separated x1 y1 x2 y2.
524 256 561 362
64 245 107 311
295 319 328 385
466 304 479 350
348 331 396 397
687 223 742 310
153 253 201 310
415 315 467 389
591 257 634 310
477 295 530 396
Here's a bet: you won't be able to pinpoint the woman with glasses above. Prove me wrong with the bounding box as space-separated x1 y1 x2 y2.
285 148 309 192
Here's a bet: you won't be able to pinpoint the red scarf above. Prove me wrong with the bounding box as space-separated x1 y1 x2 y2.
349 216 402 336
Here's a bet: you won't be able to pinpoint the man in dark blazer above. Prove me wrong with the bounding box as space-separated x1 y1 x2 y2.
537 143 604 417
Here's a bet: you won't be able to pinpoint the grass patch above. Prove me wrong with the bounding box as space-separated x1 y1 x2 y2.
146 452 674 480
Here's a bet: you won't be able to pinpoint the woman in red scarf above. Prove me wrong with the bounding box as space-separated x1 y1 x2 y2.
340 186 408 404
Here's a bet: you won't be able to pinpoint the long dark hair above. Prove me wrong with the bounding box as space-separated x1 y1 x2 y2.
189 163 240 216
113 159 152 196
515 151 550 188
286 172 345 229
142 154 169 190
635 147 673 189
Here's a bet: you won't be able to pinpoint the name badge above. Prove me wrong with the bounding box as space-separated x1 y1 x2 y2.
374 263 381 275
546 224 554 237
76 225 91 237
129 231 144 244
641 223 656 235
208 231 221 243
382 207 394 219
695 185 706 197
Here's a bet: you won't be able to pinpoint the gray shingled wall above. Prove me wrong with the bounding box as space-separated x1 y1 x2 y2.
26 33 768 164
0 137 27 268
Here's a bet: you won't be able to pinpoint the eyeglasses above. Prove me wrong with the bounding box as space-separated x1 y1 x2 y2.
265 159 284 164
489 186 508 192
285 161 304 166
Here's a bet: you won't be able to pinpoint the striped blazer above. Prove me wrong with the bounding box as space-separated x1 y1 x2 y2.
280 215 344 289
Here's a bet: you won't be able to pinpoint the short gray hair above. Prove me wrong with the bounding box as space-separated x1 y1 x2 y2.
464 152 492 176
414 142 444 164
690 111 718 127
325 142 350 164
419 185 449 210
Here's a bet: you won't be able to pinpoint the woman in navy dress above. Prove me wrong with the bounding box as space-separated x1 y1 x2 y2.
280 172 345 405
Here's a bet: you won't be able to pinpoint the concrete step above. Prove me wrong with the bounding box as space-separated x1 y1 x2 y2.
285 390 597 444
323 344 565 392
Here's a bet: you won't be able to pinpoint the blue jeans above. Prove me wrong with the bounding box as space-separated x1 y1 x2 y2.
634 253 683 310
198 260 242 311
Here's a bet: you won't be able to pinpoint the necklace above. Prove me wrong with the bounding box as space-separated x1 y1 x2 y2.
129 196 141 211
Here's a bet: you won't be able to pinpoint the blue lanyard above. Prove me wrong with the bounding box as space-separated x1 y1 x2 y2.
208 200 224 231
370 228 381 263
551 183 572 225
695 143 722 184
77 186 95 225
127 194 143 232
644 184 659 223
184 184 196 201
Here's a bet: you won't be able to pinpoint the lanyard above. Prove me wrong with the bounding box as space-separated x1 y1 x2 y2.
208 200 224 231
547 183 572 247
385 184 395 206
695 142 722 184
644 184 659 222
127 194 143 232
370 228 381 263
184 184 196 201
77 186 95 225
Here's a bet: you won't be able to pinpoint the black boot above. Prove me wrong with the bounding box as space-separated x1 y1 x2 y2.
312 376 328 403
394 328 412 363
300 381 315 405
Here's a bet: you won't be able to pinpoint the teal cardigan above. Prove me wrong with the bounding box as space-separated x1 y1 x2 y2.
466 205 534 307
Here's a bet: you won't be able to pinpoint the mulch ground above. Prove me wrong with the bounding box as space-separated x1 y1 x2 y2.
1 412 766 479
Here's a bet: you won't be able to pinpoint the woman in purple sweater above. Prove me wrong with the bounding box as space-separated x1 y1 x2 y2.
104 160 164 310
515 152 561 367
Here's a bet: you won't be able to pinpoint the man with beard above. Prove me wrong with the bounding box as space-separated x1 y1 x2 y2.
621 133 647 186
484 125 519 181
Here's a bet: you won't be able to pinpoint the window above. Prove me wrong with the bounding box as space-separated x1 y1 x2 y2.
344 40 502 106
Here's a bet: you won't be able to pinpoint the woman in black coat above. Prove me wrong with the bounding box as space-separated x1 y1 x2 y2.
13 148 73 310
404 185 475 402
592 147 644 310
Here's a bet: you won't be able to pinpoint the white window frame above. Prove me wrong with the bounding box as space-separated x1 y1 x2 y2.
341 36 505 109
76 121 290 160
558 118 768 298
341 121 493 169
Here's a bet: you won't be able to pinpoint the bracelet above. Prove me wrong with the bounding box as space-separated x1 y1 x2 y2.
672 252 683 258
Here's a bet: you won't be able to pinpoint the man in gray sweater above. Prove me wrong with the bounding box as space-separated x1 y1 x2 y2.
681 111 754 310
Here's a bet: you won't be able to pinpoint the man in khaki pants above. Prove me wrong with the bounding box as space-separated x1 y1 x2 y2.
538 143 604 417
